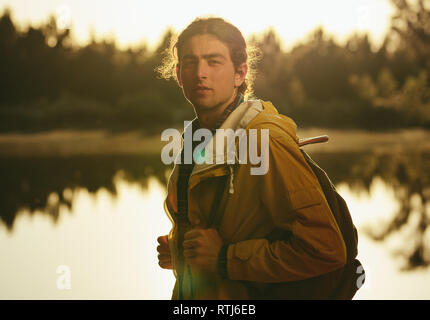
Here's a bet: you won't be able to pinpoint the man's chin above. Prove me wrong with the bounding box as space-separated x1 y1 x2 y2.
191 97 218 111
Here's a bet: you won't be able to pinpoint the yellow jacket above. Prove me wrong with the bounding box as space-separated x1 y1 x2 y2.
163 100 347 299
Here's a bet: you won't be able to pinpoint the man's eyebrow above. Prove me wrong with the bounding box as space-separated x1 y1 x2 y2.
181 53 226 60
203 53 226 60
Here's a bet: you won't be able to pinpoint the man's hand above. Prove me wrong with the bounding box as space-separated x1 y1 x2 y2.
183 227 223 274
157 235 172 270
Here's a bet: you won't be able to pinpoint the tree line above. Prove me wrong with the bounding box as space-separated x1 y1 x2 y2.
0 0 429 133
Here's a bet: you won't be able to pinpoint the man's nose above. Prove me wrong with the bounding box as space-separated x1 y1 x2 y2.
196 60 208 79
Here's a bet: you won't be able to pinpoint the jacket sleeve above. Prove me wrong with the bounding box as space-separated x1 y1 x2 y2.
226 134 347 283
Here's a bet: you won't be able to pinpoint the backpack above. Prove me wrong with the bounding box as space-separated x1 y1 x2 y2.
296 146 365 299
208 135 365 300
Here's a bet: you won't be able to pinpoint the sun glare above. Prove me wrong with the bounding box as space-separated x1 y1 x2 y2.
0 0 395 50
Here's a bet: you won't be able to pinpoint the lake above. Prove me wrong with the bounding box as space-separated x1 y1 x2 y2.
0 129 429 299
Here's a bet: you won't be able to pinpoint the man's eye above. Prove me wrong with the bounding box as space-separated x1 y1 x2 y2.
209 60 220 65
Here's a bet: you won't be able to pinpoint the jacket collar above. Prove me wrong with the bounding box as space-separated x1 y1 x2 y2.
186 100 264 176
165 99 276 214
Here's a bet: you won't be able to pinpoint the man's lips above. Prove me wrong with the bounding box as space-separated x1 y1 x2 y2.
194 86 212 92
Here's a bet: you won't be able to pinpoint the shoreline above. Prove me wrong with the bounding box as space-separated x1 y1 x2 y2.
0 128 429 157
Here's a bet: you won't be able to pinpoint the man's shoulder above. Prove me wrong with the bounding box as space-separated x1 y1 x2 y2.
246 100 299 146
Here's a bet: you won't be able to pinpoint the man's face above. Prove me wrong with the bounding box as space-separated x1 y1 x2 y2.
176 34 245 111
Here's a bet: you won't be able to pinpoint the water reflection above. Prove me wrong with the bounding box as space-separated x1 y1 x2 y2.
345 152 429 269
0 154 170 231
1 151 430 269
1 150 430 298
0 175 175 299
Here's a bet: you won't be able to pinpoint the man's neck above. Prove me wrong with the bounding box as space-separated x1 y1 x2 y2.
195 91 238 131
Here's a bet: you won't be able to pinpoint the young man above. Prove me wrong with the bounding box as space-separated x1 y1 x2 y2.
157 17 347 300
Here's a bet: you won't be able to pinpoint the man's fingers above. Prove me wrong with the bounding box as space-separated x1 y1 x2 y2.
157 245 170 255
159 260 173 269
157 235 169 244
158 253 171 260
183 239 200 249
183 248 198 258
158 252 172 267
184 228 204 240
157 235 170 253
157 250 170 257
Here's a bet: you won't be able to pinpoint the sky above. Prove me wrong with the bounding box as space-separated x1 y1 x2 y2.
0 0 395 50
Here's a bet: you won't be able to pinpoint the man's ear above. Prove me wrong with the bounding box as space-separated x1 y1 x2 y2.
234 63 248 88
176 64 183 87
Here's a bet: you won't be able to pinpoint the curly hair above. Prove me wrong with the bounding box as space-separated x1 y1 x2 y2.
156 17 261 99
